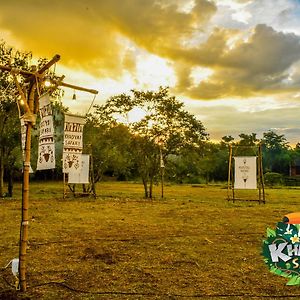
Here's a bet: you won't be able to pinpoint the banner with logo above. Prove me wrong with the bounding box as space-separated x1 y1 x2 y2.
263 213 300 285
68 154 90 184
36 94 55 170
63 114 85 173
234 156 257 189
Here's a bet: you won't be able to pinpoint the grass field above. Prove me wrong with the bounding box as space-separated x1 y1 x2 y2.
1 181 300 299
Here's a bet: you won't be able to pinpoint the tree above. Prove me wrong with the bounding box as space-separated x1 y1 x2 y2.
0 41 64 196
83 115 134 183
93 87 208 198
0 42 33 196
262 130 290 174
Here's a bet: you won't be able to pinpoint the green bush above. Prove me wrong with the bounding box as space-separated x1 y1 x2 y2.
264 172 283 186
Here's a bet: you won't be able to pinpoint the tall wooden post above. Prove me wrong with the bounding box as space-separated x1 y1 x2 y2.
227 144 233 201
19 84 35 291
258 142 265 204
18 56 60 292
159 143 164 198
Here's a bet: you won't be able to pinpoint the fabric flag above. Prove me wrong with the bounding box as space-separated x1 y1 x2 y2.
20 117 34 173
63 114 85 173
68 154 90 184
20 117 26 160
36 94 55 170
234 156 257 189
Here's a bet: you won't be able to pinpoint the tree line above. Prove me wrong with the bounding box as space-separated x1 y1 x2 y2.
1 42 299 198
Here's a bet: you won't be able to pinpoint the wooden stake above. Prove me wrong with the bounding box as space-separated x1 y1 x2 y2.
227 144 233 201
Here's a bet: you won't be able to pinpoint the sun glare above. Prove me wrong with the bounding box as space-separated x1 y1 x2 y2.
135 53 176 90
190 67 214 85
127 107 147 123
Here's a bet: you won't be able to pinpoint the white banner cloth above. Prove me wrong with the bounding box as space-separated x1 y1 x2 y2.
36 94 55 170
68 154 90 184
234 156 257 189
20 118 34 173
63 114 85 173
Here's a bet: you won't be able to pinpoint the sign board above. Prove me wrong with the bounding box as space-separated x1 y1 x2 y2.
234 156 257 189
63 114 85 173
36 94 55 170
68 154 90 184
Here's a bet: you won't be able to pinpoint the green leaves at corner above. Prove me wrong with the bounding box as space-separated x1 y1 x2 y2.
266 228 276 238
287 275 300 286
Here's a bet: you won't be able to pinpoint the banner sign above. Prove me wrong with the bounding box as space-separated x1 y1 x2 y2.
68 154 90 184
20 118 34 173
63 114 85 173
36 94 55 170
234 156 257 189
263 213 300 285
20 117 26 160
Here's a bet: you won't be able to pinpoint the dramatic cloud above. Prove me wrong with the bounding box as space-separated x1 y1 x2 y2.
176 24 300 99
188 97 300 144
0 0 216 77
1 0 300 143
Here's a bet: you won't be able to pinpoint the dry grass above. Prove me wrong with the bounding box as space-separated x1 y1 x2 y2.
1 181 300 299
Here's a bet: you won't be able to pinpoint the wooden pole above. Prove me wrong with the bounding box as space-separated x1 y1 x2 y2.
259 143 266 203
227 144 233 201
161 166 164 199
89 146 97 198
18 83 36 291
159 145 164 198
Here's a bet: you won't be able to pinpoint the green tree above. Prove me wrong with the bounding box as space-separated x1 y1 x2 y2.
0 41 64 195
262 130 290 174
93 87 208 198
83 115 133 183
0 42 33 196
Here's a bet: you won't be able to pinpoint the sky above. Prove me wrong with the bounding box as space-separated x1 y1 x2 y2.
1 0 300 145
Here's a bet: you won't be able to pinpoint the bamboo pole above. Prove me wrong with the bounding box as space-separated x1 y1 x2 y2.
18 84 35 291
259 143 266 203
89 145 97 198
227 144 233 201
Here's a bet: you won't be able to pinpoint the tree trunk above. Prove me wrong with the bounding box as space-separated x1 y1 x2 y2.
149 175 153 199
0 150 4 197
7 167 13 197
142 177 148 198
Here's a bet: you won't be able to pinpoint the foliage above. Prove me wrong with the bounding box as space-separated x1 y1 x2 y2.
84 115 134 183
264 172 284 186
93 87 208 198
0 41 33 196
0 41 65 193
262 130 291 174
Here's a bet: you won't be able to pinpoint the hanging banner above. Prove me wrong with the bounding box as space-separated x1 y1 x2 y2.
36 94 55 170
20 118 34 173
20 117 26 160
68 154 90 184
234 156 257 189
63 114 85 173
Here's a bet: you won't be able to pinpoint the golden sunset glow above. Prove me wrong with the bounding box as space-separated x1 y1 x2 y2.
1 0 300 144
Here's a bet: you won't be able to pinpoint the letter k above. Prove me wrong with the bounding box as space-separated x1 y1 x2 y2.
268 243 290 262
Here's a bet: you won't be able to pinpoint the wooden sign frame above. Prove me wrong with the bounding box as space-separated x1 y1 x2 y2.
227 143 265 204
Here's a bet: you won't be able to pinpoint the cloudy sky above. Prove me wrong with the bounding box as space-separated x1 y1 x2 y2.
1 0 300 145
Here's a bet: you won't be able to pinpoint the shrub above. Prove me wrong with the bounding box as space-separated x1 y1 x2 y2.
264 172 283 186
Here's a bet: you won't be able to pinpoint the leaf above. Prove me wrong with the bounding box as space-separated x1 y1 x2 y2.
286 276 300 286
266 228 276 238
